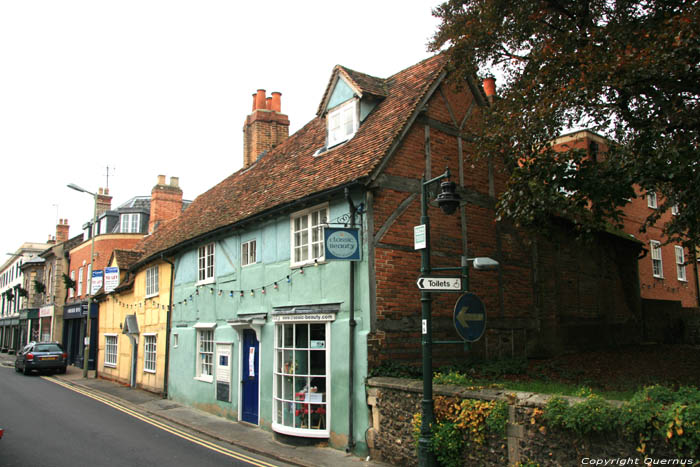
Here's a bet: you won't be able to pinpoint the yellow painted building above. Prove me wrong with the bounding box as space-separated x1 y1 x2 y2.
97 250 172 395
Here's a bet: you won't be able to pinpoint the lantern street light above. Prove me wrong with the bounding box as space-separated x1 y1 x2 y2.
67 182 97 378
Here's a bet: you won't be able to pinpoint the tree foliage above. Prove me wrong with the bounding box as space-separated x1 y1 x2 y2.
430 0 700 250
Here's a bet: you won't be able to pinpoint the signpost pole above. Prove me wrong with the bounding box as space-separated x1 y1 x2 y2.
418 175 436 467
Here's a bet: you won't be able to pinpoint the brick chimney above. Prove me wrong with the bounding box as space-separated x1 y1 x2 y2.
96 188 112 216
482 76 496 104
242 89 289 169
149 175 184 234
56 219 70 244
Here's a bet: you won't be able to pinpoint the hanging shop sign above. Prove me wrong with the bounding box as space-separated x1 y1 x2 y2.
324 227 361 261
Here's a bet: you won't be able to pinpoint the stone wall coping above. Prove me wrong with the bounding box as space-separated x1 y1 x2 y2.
366 377 624 408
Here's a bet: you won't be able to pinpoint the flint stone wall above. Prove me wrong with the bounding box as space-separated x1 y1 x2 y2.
366 377 679 466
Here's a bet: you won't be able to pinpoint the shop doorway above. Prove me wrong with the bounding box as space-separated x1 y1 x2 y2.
240 329 259 424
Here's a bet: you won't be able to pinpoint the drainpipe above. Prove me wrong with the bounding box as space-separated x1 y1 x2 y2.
129 334 138 387
693 251 700 308
162 255 175 398
344 187 357 453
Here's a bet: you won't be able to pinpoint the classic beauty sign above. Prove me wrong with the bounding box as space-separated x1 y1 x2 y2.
324 227 361 261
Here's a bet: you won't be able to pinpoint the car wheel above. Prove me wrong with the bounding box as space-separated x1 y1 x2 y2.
23 366 31 375
15 363 20 373
57 367 66 374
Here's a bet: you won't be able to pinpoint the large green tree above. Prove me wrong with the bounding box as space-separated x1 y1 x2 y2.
430 0 699 251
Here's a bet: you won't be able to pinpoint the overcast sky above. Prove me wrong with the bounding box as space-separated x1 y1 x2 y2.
0 0 442 257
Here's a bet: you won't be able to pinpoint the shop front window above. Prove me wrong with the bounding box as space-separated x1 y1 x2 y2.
273 321 329 437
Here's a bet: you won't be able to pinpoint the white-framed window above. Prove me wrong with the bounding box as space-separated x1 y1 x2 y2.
273 321 330 437
120 213 141 233
647 191 658 209
100 217 108 234
87 264 92 295
327 99 358 148
241 239 257 267
144 334 157 373
78 267 84 296
196 327 215 381
69 270 75 298
145 265 159 297
197 243 215 284
105 334 118 367
671 204 679 216
291 205 327 267
650 240 663 278
675 246 687 282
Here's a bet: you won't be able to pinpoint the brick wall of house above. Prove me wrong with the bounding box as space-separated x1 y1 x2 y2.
551 131 699 309
367 80 642 366
67 235 143 301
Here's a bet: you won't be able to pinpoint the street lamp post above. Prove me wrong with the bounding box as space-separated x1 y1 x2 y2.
417 168 461 467
67 183 97 378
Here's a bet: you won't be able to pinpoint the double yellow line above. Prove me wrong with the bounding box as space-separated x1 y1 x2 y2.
45 377 279 467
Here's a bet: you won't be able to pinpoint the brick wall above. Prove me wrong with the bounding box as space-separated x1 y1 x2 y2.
67 235 144 301
551 131 699 308
367 81 642 366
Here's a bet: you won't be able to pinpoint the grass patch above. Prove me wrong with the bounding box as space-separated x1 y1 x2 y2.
371 357 639 400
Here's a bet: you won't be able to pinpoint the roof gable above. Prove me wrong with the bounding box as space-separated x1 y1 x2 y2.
137 54 449 264
317 65 388 116
326 77 355 111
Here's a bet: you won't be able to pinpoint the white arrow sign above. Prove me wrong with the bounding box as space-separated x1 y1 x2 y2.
416 277 462 291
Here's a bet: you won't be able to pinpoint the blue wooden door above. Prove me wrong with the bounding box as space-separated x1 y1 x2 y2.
241 330 259 424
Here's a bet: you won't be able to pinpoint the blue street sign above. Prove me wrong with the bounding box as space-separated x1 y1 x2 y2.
453 293 487 342
324 227 361 261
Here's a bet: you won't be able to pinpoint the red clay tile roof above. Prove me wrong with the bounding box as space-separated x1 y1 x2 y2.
136 54 448 264
113 249 144 270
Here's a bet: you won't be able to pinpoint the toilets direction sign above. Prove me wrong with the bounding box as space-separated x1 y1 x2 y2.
416 277 462 291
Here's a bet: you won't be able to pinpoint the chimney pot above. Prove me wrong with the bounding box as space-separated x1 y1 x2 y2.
483 76 496 103
104 187 109 195
170 176 179 188
271 92 282 112
255 89 266 112
98 188 103 195
266 97 272 110
251 93 257 111
157 174 166 185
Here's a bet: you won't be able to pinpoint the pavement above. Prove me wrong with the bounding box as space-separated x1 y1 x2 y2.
1 353 388 467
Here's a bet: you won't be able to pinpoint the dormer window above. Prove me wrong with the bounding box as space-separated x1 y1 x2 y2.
327 99 358 148
120 213 140 233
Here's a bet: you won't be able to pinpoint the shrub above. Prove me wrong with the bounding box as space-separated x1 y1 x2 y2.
544 395 621 436
545 385 700 458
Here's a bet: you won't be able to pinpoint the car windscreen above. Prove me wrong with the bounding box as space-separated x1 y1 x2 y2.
33 344 63 352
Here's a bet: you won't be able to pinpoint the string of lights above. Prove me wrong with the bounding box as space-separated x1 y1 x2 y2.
108 261 319 311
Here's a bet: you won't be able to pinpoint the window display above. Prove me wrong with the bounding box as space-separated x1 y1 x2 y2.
273 322 329 436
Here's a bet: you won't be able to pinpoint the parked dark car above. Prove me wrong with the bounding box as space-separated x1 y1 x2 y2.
15 342 67 375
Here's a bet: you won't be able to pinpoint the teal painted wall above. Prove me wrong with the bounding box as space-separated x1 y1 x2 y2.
167 191 372 454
